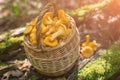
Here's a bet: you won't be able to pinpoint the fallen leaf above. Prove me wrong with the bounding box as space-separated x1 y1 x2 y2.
18 59 31 70
1 70 23 80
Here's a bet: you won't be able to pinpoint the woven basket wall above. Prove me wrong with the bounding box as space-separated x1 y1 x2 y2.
23 3 80 77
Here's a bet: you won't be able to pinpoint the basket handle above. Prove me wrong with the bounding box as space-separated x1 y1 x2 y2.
36 2 58 49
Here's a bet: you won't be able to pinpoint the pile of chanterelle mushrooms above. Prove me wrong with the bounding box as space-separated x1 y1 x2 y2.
24 10 71 47
81 35 98 58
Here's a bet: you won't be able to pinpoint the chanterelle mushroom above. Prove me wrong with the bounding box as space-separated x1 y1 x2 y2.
41 23 49 34
45 25 56 35
87 40 98 51
24 25 33 35
24 9 72 47
43 35 58 47
81 46 94 58
40 10 71 47
58 10 71 27
42 12 54 25
50 25 66 41
29 27 37 45
82 35 90 47
81 35 98 58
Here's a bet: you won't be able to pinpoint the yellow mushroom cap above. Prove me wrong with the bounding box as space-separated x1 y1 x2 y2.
58 10 71 27
50 25 66 41
42 12 54 25
28 18 37 27
30 32 37 45
41 23 49 34
81 46 94 58
24 25 33 35
43 35 58 47
87 40 98 51
24 18 37 35
45 25 56 35
31 27 36 33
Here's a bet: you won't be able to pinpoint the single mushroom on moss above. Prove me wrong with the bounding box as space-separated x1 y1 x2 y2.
81 35 99 58
81 46 94 58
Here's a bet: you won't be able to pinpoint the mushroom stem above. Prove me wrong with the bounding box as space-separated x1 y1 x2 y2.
50 26 65 41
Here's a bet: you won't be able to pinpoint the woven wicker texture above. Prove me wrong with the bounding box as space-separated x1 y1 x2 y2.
24 2 80 76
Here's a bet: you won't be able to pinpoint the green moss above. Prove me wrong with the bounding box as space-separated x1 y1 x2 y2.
0 62 8 67
0 61 9 70
77 44 120 80
68 0 110 21
29 75 38 80
0 36 24 60
0 42 7 50
0 36 23 51
8 36 23 43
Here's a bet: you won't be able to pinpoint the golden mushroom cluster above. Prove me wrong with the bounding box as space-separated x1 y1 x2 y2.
24 18 38 45
24 10 71 47
81 35 98 58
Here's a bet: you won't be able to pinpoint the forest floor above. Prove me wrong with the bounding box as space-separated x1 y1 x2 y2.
0 0 120 80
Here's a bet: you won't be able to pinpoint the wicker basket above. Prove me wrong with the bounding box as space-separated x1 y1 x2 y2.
24 3 80 76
